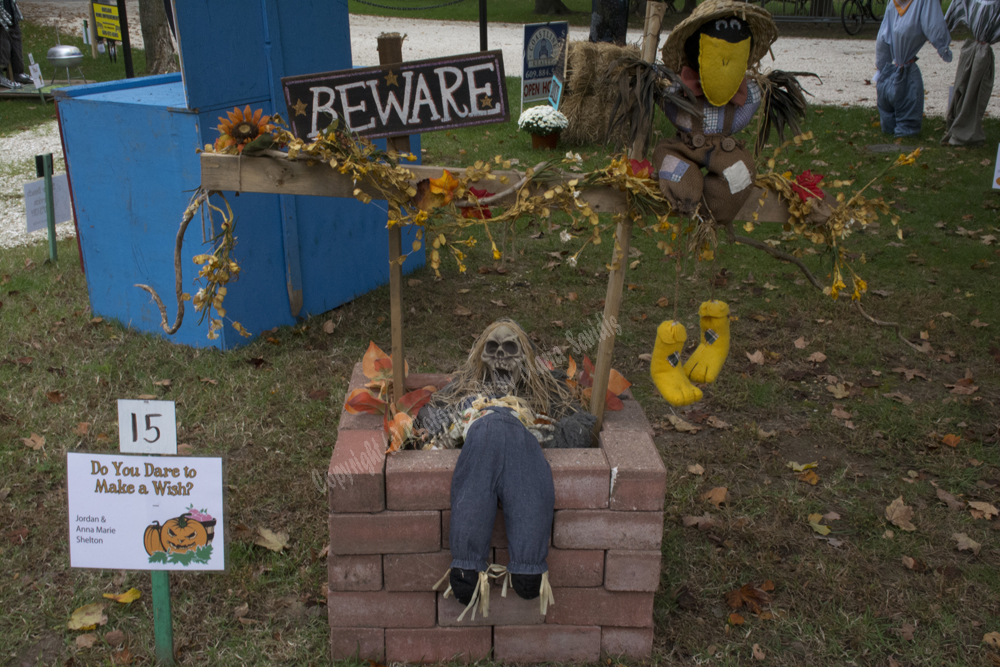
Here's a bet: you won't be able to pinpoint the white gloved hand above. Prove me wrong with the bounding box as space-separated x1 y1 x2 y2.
871 69 880 85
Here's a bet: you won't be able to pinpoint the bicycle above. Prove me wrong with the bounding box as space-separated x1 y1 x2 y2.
841 0 884 35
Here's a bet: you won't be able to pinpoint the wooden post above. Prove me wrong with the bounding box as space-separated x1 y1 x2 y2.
589 2 666 431
88 3 99 59
378 33 409 403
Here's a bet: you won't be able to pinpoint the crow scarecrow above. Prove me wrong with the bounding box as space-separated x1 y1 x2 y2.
941 0 998 146
635 0 809 407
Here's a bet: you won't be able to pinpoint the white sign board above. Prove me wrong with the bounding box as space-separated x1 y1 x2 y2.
23 174 71 234
67 452 225 570
994 143 1000 190
117 399 177 454
522 22 568 106
28 62 44 89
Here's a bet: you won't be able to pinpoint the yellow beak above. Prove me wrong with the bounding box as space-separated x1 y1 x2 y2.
698 33 751 106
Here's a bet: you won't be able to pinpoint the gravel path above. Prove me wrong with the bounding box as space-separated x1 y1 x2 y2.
4 4 997 249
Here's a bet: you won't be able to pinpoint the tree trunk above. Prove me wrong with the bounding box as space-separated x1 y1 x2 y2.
534 0 574 14
138 0 176 75
589 0 629 44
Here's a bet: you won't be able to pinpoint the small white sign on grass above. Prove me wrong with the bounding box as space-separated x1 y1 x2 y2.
67 452 225 570
117 399 177 454
23 174 71 233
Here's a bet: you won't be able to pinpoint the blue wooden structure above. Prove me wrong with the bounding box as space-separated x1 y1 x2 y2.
56 0 422 349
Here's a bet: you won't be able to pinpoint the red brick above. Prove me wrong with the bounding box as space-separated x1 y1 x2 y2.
329 626 384 661
328 554 382 591
438 590 546 626
330 511 440 555
328 429 386 513
545 588 653 627
404 373 452 391
327 590 435 628
441 508 507 549
494 625 601 662
544 448 610 509
386 449 459 510
495 548 604 588
604 549 661 591
385 627 491 663
338 363 385 432
602 626 653 659
601 429 666 511
384 551 454 592
601 393 655 439
552 510 663 550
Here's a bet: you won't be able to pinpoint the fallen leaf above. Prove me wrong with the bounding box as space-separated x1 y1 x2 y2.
893 367 928 382
985 632 1000 650
199 377 218 385
756 427 777 439
883 391 913 405
551 320 564 328
901 555 928 572
808 514 831 535
323 319 337 334
831 406 852 420
728 612 745 625
941 433 961 448
707 415 730 429
21 433 44 450
725 583 771 613
936 487 965 512
490 299 507 307
656 296 670 307
104 629 125 646
152 379 171 387
885 496 917 531
793 337 807 349
307 389 329 401
76 633 98 648
46 390 65 403
453 305 472 317
968 501 999 520
136 394 157 400
687 464 705 475
786 461 818 472
798 470 820 485
668 414 702 433
682 513 716 530
255 527 290 552
68 603 107 631
103 588 141 604
74 422 90 436
823 512 841 522
753 643 766 660
953 532 981 555
234 602 249 619
702 487 730 508
971 319 989 328
808 351 827 363
746 350 765 365
899 623 915 641
407 278 422 287
826 383 850 399
15 356 33 366
177 444 194 455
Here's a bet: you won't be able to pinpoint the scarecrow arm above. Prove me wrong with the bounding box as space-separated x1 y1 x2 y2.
755 70 819 157
548 411 598 449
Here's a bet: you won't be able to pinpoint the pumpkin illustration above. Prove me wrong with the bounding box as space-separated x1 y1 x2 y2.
160 514 209 554
143 521 165 555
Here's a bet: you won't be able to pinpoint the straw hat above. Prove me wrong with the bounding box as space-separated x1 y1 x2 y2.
661 0 778 72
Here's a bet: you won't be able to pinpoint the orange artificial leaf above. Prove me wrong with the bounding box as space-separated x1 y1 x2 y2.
941 433 961 448
429 170 460 204
343 388 387 415
728 612 745 625
798 470 821 485
607 369 632 396
386 412 413 453
701 486 730 507
362 341 391 380
395 388 436 417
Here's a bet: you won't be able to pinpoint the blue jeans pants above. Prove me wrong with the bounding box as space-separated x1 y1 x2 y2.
877 61 924 137
449 409 554 575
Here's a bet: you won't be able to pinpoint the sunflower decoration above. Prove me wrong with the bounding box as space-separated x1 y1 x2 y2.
215 106 275 154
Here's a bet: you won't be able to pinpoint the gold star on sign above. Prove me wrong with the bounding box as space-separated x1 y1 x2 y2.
292 99 308 116
479 95 493 109
384 69 399 87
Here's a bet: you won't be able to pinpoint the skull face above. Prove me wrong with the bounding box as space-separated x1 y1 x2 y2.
480 323 525 387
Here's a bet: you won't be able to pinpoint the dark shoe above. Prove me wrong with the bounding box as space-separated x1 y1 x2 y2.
449 568 479 606
0 75 21 89
15 73 33 85
511 573 542 600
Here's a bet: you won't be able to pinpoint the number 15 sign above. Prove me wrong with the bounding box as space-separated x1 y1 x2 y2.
117 399 177 454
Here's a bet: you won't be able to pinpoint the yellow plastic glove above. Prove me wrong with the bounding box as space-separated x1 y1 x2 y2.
650 320 703 407
683 300 731 384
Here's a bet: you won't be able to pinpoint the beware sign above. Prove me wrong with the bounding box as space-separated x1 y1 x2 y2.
282 50 509 141
92 2 121 41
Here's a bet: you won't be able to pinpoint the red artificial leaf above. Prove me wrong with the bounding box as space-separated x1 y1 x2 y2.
343 388 387 415
395 387 436 417
627 158 653 179
580 356 595 388
362 341 392 380
604 390 624 411
462 186 494 219
792 170 825 202
566 356 578 382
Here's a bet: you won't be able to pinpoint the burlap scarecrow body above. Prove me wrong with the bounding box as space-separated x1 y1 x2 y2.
941 0 999 146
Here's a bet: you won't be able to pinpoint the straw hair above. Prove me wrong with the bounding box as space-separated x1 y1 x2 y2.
661 0 778 72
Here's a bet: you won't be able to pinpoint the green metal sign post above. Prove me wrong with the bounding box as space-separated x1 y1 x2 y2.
35 153 57 263
151 570 175 665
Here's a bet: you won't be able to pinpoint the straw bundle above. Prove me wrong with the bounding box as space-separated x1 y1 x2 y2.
560 40 640 147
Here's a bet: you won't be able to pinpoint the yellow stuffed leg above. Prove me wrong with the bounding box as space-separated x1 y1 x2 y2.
651 321 703 407
683 300 731 384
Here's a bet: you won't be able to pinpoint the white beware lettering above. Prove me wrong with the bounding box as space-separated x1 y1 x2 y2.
435 66 468 122
309 86 337 139
409 73 441 124
464 63 500 117
367 71 414 126
335 80 375 132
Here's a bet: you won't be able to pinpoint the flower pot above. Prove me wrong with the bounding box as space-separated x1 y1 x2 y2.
531 132 559 150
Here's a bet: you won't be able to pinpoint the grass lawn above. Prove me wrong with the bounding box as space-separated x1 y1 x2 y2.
1 10 999 667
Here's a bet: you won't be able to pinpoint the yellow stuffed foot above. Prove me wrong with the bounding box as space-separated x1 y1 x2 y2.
683 300 731 384
651 320 703 407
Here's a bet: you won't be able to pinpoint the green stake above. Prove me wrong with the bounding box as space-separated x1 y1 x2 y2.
151 570 175 665
35 154 57 263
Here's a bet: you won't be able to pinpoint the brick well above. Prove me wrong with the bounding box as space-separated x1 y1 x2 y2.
329 363 663 662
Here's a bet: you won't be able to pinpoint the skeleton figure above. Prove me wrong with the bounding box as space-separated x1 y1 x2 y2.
418 320 596 619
